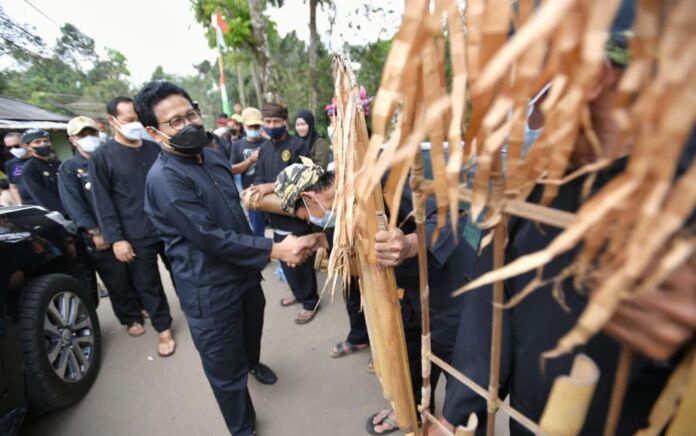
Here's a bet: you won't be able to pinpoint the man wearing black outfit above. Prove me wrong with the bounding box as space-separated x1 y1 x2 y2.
3 132 32 206
89 96 175 357
19 129 64 214
246 102 320 325
58 116 143 333
136 80 314 435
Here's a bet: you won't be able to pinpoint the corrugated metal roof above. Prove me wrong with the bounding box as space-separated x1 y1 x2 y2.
0 96 70 122
0 120 68 130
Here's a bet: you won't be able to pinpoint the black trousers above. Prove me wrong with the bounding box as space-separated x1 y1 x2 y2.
186 287 258 436
86 242 142 326
129 242 172 332
402 290 453 413
273 233 319 311
345 280 369 345
242 284 265 369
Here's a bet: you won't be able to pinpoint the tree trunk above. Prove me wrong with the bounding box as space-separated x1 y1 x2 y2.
247 0 277 99
236 62 247 107
308 0 319 114
250 62 264 107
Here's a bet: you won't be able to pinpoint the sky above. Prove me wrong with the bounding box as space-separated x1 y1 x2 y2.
2 0 403 86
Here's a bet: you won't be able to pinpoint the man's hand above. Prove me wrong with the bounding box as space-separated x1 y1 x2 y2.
113 240 136 263
270 235 315 267
374 228 419 267
92 234 109 251
247 183 275 202
301 232 328 251
603 261 696 361
249 149 259 164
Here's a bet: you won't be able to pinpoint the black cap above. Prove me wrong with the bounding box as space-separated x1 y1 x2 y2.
21 128 49 144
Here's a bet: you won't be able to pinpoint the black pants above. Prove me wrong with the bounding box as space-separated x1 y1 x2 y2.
129 242 172 332
74 236 98 295
345 280 369 345
402 290 452 413
87 243 142 326
187 287 257 436
273 233 319 311
242 284 265 369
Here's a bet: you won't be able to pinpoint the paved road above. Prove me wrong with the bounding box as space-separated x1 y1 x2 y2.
21 261 398 436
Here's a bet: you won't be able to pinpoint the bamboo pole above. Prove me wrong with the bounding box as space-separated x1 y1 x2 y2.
486 218 506 436
411 150 431 435
331 53 419 434
603 347 633 436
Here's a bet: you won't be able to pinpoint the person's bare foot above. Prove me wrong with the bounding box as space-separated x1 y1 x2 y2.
157 329 176 357
127 322 145 336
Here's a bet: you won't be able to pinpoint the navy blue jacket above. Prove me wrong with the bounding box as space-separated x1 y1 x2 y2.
144 148 273 318
89 139 161 246
57 153 98 232
443 159 671 435
254 134 313 234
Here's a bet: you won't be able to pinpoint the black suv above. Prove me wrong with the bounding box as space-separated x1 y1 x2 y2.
0 206 101 435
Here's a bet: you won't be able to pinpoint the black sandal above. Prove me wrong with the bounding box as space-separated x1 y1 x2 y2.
366 410 399 435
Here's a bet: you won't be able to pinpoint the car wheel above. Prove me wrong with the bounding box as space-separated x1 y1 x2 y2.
20 273 102 414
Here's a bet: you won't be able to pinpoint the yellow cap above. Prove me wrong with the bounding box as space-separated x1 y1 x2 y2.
241 107 262 126
67 116 97 136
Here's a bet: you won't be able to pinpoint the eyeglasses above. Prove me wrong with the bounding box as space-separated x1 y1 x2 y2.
159 110 203 131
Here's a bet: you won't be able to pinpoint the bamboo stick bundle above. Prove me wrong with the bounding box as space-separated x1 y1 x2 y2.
327 53 419 435
240 190 293 216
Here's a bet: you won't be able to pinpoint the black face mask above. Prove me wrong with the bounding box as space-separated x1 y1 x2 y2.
229 128 239 136
169 124 209 155
33 146 51 157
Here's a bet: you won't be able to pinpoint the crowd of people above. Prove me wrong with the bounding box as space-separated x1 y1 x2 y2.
1 5 695 433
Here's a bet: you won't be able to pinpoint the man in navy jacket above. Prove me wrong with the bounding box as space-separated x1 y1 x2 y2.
135 81 315 436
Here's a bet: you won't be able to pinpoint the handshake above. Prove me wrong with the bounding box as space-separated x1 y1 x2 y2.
270 232 328 267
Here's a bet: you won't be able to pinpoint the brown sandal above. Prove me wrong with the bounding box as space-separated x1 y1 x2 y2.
127 322 145 337
294 307 318 325
157 331 176 358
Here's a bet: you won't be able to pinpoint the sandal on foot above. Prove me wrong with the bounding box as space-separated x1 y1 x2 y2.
294 307 318 325
280 296 298 307
366 410 399 435
127 322 145 337
367 357 375 374
330 341 368 358
157 331 176 358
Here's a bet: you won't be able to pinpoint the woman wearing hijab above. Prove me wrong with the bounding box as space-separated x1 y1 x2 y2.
294 110 330 170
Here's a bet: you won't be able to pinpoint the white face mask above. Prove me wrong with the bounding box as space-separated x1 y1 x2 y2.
98 131 108 142
10 147 27 159
77 135 101 153
116 120 145 141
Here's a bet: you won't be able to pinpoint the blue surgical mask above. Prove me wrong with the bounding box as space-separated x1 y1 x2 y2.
245 127 261 139
263 125 286 139
303 198 336 228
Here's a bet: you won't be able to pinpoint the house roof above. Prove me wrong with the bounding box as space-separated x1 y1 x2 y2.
0 96 70 123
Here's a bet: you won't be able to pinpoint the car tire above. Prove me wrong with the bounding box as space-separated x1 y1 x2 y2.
19 273 102 414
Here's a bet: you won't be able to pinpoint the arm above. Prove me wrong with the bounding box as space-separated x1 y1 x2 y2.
23 163 64 212
8 184 21 205
57 165 98 231
253 143 268 185
88 150 125 244
231 148 258 174
160 173 309 268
